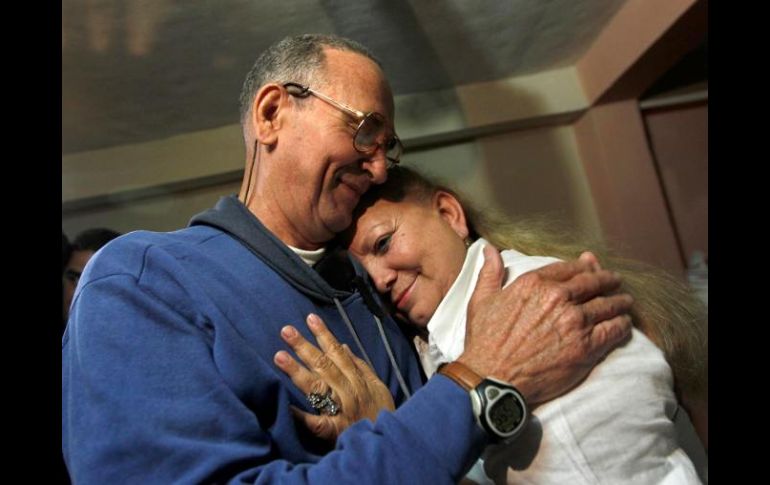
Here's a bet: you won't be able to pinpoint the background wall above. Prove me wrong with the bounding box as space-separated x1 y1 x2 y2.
643 101 708 263
62 0 707 278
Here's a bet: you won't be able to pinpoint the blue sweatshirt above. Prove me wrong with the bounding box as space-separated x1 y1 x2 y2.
62 196 486 484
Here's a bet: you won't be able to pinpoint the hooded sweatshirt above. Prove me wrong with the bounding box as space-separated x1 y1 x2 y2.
62 195 486 484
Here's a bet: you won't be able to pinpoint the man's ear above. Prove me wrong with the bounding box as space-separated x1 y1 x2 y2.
251 84 286 145
433 190 469 240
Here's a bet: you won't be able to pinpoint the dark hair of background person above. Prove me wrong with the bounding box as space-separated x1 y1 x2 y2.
71 228 122 252
62 228 122 333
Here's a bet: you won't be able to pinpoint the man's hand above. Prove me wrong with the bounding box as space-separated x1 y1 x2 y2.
459 246 633 406
274 314 395 441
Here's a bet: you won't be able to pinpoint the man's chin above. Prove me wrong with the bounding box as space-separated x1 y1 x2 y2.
324 211 354 236
325 196 360 232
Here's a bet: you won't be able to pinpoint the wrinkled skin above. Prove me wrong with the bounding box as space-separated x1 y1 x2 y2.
276 248 632 441
274 314 395 440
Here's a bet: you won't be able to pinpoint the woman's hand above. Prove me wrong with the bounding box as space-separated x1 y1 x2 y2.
274 313 395 441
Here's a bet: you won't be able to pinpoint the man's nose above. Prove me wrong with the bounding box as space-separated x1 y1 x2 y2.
361 147 389 185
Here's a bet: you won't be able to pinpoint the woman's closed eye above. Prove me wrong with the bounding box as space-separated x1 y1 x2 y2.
374 234 392 255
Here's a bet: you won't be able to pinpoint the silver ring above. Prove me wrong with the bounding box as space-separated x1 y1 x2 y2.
306 390 340 416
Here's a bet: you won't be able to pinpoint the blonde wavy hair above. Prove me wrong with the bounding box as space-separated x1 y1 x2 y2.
348 166 708 407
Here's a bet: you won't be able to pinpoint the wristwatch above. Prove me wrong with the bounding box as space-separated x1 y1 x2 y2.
439 361 528 443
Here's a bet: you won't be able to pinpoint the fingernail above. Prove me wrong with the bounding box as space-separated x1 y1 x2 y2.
580 251 599 267
307 313 320 330
483 245 493 260
274 350 289 365
281 325 297 340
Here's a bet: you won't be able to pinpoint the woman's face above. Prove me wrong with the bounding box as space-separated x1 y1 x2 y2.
347 191 469 327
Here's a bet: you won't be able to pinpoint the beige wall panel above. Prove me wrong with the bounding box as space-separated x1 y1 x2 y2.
643 102 708 260
406 126 602 239
478 126 602 237
63 126 244 202
577 0 699 103
65 124 601 249
62 180 241 238
574 100 683 273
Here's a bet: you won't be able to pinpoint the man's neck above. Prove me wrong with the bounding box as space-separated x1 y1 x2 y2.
243 155 331 250
248 200 327 251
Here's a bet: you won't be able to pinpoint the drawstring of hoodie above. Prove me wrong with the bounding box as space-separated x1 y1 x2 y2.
334 293 412 400
334 297 375 370
349 275 413 399
373 314 412 399
192 198 414 401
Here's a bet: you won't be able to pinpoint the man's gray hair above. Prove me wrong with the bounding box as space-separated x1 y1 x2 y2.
238 34 381 125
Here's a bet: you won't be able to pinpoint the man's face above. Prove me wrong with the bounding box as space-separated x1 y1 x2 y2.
269 49 395 249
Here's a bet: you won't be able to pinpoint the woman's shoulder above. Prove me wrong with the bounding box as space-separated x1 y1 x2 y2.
500 248 562 287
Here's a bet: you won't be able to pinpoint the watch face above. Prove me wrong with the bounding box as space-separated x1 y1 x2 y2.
488 392 523 434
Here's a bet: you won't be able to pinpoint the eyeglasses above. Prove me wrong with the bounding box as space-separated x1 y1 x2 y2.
63 268 82 284
283 82 403 166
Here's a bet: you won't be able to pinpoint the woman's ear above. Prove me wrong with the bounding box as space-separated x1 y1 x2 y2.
251 84 286 146
433 190 469 240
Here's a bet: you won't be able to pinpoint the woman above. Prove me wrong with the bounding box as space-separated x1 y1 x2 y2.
278 166 708 484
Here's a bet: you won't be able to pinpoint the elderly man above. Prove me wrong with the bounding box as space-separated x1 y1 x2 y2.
62 34 631 483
